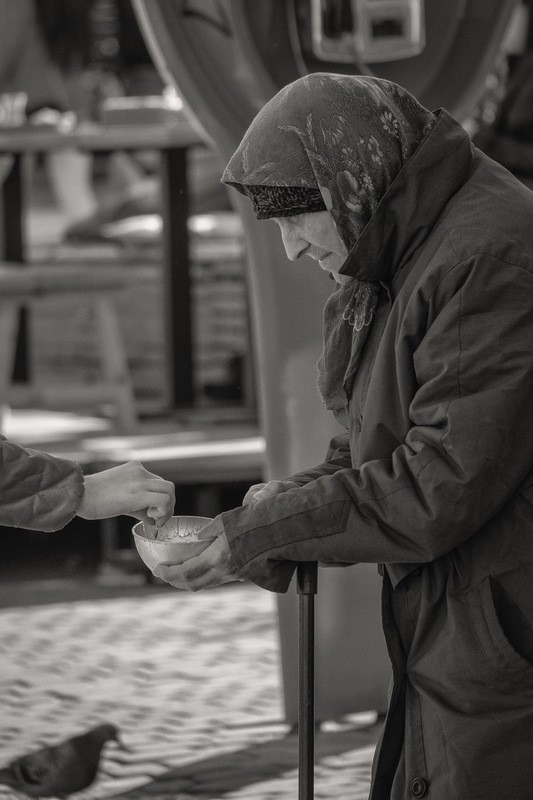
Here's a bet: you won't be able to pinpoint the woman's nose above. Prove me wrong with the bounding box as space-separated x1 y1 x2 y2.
280 226 307 261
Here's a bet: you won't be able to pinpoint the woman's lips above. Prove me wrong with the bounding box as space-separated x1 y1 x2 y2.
318 253 333 270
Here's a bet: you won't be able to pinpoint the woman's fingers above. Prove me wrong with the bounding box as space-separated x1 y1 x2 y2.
156 561 237 591
242 483 266 505
153 534 240 590
243 480 289 505
251 480 300 503
251 485 275 502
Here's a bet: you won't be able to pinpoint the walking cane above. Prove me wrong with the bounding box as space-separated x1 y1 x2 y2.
297 561 318 800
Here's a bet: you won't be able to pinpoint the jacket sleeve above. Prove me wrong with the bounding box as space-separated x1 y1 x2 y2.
221 257 533 592
285 433 353 485
0 437 85 531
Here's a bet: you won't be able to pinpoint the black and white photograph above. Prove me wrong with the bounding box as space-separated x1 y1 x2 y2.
0 2 532 799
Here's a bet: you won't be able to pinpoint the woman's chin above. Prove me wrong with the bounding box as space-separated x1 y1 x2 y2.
335 273 354 285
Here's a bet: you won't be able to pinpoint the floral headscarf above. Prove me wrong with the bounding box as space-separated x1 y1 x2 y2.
222 73 435 413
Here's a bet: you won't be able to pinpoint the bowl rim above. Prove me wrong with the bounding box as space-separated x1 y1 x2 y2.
132 515 215 542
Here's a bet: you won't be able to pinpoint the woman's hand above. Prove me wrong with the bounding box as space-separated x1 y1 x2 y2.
78 461 175 526
242 479 300 505
152 516 243 590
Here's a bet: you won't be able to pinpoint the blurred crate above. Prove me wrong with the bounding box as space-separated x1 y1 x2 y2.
31 238 250 413
0 263 137 431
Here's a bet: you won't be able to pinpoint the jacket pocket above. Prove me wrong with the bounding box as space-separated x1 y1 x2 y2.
470 575 533 688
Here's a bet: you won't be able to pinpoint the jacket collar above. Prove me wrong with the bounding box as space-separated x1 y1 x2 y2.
339 109 474 283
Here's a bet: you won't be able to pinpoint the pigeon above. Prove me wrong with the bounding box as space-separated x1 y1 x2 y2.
0 723 123 798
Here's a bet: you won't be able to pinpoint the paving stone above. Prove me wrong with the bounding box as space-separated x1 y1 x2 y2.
0 584 379 799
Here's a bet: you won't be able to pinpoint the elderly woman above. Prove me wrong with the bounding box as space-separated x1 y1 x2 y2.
153 74 533 799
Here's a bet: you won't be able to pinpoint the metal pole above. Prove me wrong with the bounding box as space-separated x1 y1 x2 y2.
1 154 29 382
297 561 318 800
159 146 193 409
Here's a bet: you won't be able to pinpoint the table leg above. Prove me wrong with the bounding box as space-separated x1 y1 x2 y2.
159 146 194 409
1 154 29 382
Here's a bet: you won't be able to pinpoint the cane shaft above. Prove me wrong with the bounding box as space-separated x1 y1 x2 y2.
297 562 318 800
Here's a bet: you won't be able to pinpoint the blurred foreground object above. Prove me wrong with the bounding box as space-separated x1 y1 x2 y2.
0 92 27 127
474 50 533 179
0 723 122 798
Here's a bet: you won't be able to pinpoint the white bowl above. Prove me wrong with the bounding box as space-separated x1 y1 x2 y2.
132 515 215 572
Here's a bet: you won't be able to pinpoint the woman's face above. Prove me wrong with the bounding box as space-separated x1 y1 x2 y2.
273 211 352 285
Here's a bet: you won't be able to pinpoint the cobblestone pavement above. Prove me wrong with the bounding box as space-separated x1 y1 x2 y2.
0 584 380 799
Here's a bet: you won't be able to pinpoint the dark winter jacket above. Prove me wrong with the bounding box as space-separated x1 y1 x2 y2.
0 436 84 531
221 108 533 798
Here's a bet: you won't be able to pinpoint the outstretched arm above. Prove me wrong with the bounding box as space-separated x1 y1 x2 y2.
0 437 175 531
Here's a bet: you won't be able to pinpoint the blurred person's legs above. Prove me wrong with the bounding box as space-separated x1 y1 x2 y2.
0 155 13 185
46 148 98 225
0 0 98 228
64 0 232 242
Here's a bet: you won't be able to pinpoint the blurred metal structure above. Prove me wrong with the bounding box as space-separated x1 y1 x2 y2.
308 0 426 64
133 0 521 723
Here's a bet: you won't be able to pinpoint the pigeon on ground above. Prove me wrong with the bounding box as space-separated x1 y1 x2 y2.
0 723 123 798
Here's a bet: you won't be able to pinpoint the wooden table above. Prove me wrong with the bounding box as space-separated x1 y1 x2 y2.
0 118 203 408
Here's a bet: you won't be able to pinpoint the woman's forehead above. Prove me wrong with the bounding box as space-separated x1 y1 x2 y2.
278 211 341 238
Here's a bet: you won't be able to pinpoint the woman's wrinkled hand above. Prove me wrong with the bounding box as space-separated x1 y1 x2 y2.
242 479 300 506
78 461 175 526
152 517 243 590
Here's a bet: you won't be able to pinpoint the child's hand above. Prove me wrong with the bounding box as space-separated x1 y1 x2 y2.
78 461 175 526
